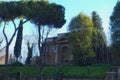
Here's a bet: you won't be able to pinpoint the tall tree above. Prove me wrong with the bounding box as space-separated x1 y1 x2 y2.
25 41 34 65
68 13 94 65
14 19 23 62
91 11 107 64
14 0 48 62
25 1 66 79
13 1 30 61
0 1 65 79
0 1 21 80
24 35 37 65
110 1 120 65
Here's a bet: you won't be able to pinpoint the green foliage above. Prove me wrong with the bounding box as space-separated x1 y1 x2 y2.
24 2 66 77
110 1 120 65
10 61 24 66
68 13 94 65
92 11 107 64
13 1 65 63
0 1 66 79
14 20 23 60
0 1 21 21
43 66 57 78
92 11 106 46
7 66 39 77
32 56 41 65
110 1 120 52
0 2 24 79
60 65 111 78
0 65 111 78
69 13 93 31
24 1 66 28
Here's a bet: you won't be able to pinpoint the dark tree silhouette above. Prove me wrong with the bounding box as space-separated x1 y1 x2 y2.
0 1 21 80
110 1 120 65
14 20 23 62
25 41 34 65
13 1 30 61
25 1 66 79
0 1 66 80
91 11 107 64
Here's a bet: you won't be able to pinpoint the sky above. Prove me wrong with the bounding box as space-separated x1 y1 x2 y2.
48 0 117 45
0 0 117 44
0 0 118 57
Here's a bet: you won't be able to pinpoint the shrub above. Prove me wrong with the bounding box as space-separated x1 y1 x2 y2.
10 61 24 66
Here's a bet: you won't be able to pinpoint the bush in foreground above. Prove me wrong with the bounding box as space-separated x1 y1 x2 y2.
0 64 111 78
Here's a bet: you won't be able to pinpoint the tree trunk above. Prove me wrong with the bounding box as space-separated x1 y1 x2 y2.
38 25 44 80
14 20 23 61
3 22 9 80
25 42 33 64
4 45 9 80
3 20 20 80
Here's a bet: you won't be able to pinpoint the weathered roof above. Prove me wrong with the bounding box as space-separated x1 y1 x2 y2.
45 33 68 44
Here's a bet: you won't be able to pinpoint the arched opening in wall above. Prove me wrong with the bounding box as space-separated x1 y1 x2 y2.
61 46 69 63
61 47 68 53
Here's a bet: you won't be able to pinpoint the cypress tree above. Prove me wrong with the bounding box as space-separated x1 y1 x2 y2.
110 1 120 65
92 11 107 64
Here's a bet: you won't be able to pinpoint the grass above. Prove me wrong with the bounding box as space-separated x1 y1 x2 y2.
0 64 111 78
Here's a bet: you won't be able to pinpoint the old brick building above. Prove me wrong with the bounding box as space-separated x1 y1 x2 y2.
45 33 73 65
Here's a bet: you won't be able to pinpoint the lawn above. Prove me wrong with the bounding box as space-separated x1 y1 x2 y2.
0 64 111 78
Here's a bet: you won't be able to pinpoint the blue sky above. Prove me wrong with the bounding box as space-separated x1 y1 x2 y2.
0 0 118 45
0 0 118 59
48 0 117 45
